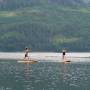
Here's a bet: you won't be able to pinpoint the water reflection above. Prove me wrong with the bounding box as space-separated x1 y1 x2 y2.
61 63 70 83
60 63 90 90
15 62 34 90
24 63 30 81
23 63 33 90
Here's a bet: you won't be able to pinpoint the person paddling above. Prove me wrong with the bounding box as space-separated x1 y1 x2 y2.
24 47 29 60
62 49 66 61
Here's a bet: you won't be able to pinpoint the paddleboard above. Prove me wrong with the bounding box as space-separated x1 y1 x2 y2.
61 60 71 64
17 60 38 64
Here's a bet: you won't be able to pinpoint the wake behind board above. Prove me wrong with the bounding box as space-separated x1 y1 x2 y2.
17 60 38 64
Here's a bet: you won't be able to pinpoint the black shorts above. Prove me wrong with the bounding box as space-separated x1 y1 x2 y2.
63 52 65 55
25 54 28 57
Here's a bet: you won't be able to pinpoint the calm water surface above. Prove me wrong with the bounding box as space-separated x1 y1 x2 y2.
0 60 90 90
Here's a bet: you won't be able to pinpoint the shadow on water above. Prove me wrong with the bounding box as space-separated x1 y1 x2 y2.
0 60 90 90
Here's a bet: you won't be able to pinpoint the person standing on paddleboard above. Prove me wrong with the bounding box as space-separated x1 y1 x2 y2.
24 47 29 60
62 49 66 61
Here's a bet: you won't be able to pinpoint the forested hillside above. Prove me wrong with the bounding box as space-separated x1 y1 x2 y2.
0 0 90 10
0 0 90 52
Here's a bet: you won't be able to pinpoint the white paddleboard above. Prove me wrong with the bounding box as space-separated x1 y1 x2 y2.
17 60 38 64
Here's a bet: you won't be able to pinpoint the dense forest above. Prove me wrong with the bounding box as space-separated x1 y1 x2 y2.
0 0 90 52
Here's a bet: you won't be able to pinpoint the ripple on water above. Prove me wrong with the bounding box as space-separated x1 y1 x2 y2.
0 61 90 90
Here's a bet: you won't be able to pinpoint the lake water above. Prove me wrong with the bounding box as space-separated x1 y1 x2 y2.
0 60 90 90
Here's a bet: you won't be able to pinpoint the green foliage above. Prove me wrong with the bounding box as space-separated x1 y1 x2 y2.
0 0 90 51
